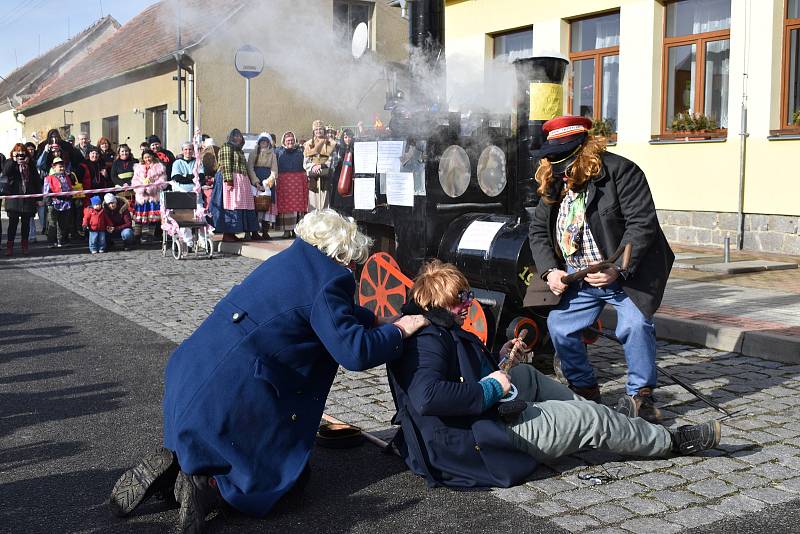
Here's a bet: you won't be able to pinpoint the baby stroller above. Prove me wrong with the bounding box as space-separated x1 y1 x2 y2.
160 191 213 260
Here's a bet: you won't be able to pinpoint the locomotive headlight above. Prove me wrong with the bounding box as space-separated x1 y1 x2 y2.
477 145 507 197
439 145 471 198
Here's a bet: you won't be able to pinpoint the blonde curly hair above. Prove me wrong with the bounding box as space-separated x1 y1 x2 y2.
295 209 373 265
535 136 607 205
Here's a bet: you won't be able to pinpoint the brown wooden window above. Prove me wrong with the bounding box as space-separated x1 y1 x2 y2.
780 0 800 131
569 12 620 133
661 0 730 136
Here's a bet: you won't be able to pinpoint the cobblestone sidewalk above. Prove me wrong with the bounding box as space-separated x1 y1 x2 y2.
7 246 800 532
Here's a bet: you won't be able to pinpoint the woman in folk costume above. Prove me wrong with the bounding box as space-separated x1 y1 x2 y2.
210 128 259 242
275 131 308 239
303 120 337 210
247 132 278 240
131 149 167 242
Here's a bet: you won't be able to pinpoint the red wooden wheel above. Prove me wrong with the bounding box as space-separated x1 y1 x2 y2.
358 252 413 318
462 300 488 345
506 316 541 350
581 318 603 345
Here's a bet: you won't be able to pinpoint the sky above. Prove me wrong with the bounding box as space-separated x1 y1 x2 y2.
0 0 157 79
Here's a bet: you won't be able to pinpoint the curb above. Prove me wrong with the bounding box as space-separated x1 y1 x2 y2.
216 240 293 261
600 308 799 364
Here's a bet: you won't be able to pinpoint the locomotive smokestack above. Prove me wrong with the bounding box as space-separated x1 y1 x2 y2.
513 55 569 209
408 0 445 108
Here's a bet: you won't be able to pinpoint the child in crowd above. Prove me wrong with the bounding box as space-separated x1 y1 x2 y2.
83 195 112 254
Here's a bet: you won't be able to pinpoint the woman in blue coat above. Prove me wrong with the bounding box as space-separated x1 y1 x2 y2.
109 209 427 533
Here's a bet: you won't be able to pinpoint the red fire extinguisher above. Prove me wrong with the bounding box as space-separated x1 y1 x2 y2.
337 150 354 196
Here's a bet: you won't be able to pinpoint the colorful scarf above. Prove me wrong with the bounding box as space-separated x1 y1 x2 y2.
559 190 586 259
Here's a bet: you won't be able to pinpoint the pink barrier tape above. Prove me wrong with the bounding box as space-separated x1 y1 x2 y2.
0 182 167 200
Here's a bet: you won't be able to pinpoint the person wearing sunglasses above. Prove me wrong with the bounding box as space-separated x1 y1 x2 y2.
387 260 721 490
2 144 42 255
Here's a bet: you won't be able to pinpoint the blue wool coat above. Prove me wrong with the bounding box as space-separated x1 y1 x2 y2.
163 239 403 516
387 324 537 488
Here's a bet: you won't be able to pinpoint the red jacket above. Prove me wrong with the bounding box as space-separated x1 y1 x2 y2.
82 207 112 231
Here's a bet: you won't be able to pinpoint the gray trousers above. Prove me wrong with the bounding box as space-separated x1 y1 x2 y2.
506 365 672 461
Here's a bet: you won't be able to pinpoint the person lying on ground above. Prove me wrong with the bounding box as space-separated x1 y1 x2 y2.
387 259 722 489
108 209 429 533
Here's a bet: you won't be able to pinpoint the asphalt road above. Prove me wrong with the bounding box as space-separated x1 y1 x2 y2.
0 264 557 534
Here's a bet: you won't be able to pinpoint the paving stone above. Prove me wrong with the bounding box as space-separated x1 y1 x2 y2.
649 489 704 509
742 486 799 504
700 456 747 474
686 478 737 498
491 485 541 504
777 477 800 494
746 462 800 481
519 500 569 518
619 517 681 534
589 529 629 534
665 506 726 528
550 514 600 533
631 472 684 490
582 503 634 523
616 496 669 516
595 480 647 499
708 494 769 516
528 478 580 495
554 488 607 509
719 471 771 489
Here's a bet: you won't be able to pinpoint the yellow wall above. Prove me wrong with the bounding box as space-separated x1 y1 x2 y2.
444 0 799 217
22 68 189 154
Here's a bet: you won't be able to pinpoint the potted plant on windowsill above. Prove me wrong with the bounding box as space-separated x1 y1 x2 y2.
667 112 723 140
590 117 617 142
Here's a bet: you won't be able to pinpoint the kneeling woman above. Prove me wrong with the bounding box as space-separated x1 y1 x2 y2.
388 260 722 489
109 210 427 533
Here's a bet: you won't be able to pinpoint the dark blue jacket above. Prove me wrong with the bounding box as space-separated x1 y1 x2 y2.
387 324 537 488
163 239 404 516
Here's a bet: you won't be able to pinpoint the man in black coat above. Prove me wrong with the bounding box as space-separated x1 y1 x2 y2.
528 116 674 423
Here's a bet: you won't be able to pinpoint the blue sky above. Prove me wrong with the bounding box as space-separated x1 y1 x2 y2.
0 0 157 79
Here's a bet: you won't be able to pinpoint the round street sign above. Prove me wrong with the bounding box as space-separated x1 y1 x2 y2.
235 45 264 79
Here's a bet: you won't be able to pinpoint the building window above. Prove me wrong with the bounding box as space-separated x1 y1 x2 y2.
782 0 800 130
334 1 371 46
662 0 730 133
80 121 91 140
146 105 167 148
569 12 620 132
102 116 119 149
493 28 533 63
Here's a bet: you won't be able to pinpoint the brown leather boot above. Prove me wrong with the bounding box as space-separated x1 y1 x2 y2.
616 387 662 424
20 239 29 255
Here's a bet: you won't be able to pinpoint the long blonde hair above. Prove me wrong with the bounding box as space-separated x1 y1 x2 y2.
535 136 607 204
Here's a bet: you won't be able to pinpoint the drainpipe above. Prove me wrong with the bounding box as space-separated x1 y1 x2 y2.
736 0 751 250
188 69 195 140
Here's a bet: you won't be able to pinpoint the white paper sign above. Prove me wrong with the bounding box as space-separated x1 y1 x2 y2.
376 141 405 173
457 221 505 252
353 177 375 210
354 141 378 174
385 172 414 207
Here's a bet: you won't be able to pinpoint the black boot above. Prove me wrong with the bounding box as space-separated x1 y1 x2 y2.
109 447 178 517
261 222 272 240
670 420 722 455
174 471 224 534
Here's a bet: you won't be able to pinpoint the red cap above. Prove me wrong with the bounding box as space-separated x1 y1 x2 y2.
542 116 593 141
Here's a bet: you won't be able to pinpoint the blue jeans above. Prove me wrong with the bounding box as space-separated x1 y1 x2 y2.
110 228 134 245
547 280 657 396
88 231 107 252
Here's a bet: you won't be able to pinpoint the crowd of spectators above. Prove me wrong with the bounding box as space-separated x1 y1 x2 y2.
0 120 354 256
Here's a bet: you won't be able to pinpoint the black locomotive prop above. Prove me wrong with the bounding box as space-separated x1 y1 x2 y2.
340 0 598 351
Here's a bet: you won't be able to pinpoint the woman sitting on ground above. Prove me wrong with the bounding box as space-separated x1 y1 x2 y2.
387 260 722 489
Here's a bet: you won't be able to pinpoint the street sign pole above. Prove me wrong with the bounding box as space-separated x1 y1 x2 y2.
245 78 251 133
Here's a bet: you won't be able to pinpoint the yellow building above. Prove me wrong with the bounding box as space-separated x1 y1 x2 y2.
444 0 800 254
19 0 407 155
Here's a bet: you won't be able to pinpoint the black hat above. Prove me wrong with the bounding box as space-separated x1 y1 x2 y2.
531 115 593 160
147 135 161 144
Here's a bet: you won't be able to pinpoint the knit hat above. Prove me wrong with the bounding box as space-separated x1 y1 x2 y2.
52 157 64 165
532 115 593 160
147 135 161 144
104 193 117 204
90 195 102 206
312 120 324 130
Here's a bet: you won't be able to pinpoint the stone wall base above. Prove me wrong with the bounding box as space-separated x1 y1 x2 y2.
657 210 800 256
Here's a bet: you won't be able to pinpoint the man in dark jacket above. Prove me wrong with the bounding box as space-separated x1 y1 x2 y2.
148 135 175 176
528 116 675 423
388 260 720 489
103 193 134 250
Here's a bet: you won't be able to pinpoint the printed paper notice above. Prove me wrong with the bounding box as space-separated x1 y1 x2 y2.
385 172 414 207
354 141 378 174
376 141 405 173
457 221 505 251
353 177 375 210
